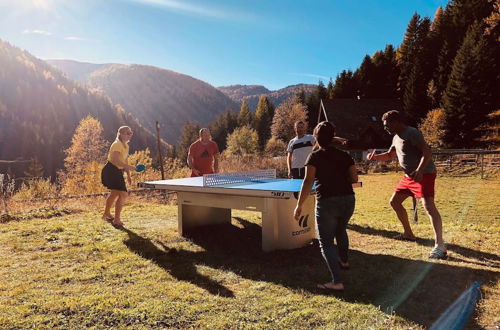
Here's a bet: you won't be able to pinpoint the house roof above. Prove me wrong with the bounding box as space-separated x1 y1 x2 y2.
319 98 402 141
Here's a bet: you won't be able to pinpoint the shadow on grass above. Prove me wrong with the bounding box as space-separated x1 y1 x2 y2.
118 226 235 298
117 218 498 328
348 223 500 267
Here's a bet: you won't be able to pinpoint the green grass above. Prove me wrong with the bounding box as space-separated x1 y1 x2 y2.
0 173 498 329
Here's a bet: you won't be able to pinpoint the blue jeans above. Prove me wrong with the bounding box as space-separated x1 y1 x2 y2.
315 194 355 284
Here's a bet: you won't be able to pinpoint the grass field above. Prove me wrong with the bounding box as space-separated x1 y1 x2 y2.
0 172 499 329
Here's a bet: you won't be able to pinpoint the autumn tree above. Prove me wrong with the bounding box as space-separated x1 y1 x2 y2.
418 108 446 148
60 115 108 194
271 95 307 142
225 126 259 156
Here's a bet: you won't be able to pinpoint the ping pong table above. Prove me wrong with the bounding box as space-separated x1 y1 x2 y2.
139 169 361 252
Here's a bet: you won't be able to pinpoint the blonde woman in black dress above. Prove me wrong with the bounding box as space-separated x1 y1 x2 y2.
101 126 135 227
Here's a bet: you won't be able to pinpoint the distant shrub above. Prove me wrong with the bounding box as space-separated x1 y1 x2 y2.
60 160 106 195
220 155 287 178
163 157 191 179
13 178 58 201
264 137 287 157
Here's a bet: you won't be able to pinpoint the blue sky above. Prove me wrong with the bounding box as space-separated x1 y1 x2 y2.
1 0 448 90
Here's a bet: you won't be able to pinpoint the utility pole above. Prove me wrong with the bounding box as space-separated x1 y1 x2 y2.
156 121 165 180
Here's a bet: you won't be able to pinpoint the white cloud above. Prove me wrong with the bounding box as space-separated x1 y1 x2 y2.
64 36 85 41
290 73 331 81
22 29 53 36
126 0 257 22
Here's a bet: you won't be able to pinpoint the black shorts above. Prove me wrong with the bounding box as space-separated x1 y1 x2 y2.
101 162 127 192
291 167 306 179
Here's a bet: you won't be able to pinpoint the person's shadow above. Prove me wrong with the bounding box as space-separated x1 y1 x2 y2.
117 226 235 298
348 223 500 268
113 218 498 328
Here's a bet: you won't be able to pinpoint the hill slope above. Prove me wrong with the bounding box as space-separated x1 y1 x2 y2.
46 59 110 81
218 84 316 110
48 60 239 144
0 40 167 178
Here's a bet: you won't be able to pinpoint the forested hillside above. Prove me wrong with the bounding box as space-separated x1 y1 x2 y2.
322 0 499 148
218 84 316 110
0 40 168 178
48 60 239 144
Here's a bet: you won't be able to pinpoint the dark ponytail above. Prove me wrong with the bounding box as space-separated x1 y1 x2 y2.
313 121 336 149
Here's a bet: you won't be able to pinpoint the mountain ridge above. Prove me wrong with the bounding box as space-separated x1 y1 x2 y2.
48 59 239 144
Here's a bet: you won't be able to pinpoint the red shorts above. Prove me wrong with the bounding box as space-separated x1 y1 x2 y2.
395 173 436 198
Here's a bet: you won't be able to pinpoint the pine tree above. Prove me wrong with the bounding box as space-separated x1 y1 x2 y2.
382 44 399 98
331 70 358 98
177 121 201 162
403 58 430 125
432 0 495 106
442 21 498 147
326 78 334 99
317 80 327 101
209 109 238 151
355 55 377 98
397 13 422 97
254 96 273 150
237 99 252 127
397 14 433 123
305 92 319 132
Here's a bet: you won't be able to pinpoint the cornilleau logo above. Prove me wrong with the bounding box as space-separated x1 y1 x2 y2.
292 214 311 236
298 214 309 228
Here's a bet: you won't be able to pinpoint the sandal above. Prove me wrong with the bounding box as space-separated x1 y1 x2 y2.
112 220 124 227
102 215 114 221
393 233 416 242
429 247 447 259
317 282 344 292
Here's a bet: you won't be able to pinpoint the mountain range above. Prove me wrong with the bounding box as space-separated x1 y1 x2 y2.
0 40 167 179
48 60 316 142
0 39 316 179
47 59 239 144
217 84 316 110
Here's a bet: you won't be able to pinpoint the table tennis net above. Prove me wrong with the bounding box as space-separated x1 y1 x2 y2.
203 169 277 187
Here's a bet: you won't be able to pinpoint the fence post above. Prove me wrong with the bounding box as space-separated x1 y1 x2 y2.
481 153 484 179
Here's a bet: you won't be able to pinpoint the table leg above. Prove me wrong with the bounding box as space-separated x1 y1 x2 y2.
178 203 231 235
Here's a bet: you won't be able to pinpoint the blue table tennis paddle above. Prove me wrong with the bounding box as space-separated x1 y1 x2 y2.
135 164 146 172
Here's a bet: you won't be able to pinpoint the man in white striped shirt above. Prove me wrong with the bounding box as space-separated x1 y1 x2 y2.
287 120 315 179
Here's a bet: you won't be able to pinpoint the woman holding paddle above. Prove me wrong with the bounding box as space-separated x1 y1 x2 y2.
101 126 135 227
294 121 358 292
